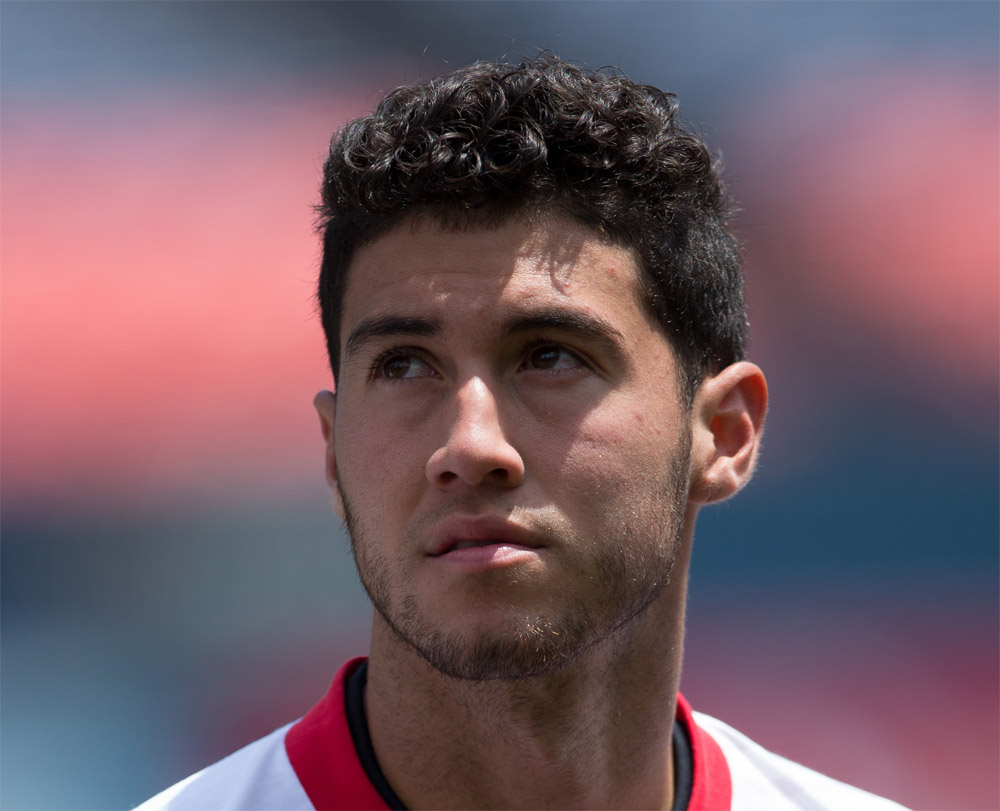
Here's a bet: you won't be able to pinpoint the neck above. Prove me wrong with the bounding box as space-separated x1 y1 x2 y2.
365 560 690 809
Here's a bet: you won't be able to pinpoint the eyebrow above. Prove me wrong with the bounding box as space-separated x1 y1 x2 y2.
504 310 626 348
343 308 627 360
344 315 441 358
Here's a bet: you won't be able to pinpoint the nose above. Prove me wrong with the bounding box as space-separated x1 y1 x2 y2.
425 376 525 489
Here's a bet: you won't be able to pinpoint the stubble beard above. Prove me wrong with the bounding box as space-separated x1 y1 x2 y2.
339 445 691 682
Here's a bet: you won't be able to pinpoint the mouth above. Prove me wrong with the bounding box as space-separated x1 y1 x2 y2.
426 516 545 560
440 538 539 557
431 539 543 570
433 537 541 557
452 539 503 551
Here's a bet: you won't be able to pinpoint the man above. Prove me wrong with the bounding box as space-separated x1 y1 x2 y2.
139 57 905 810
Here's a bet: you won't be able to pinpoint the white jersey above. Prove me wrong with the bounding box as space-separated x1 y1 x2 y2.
136 658 908 811
692 713 907 811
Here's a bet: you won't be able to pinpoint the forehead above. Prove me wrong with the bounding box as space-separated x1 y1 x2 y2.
341 215 648 332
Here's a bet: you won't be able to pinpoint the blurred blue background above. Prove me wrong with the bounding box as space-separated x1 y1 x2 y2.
2 2 997 808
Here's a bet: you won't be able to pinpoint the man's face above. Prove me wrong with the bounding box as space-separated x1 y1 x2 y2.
329 215 694 680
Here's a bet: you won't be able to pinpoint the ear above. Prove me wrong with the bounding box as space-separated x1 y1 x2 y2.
688 362 768 505
313 389 345 521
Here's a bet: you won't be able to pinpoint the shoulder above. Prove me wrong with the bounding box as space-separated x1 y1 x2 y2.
693 711 909 811
134 722 313 811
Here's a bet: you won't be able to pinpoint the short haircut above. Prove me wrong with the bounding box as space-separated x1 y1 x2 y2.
316 55 747 402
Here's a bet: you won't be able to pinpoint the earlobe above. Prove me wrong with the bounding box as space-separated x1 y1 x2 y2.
313 390 345 520
688 362 768 505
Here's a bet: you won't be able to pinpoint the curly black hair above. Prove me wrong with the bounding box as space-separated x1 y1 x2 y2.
317 56 747 401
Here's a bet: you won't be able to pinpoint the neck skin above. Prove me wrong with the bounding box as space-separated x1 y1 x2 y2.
364 512 695 810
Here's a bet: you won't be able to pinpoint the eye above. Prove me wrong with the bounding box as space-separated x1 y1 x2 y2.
373 352 436 380
523 344 585 372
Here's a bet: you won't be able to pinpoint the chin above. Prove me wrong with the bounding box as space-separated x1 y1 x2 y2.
412 626 586 681
383 600 651 682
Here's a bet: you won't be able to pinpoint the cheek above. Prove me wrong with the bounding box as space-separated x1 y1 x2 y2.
555 401 688 493
335 410 420 505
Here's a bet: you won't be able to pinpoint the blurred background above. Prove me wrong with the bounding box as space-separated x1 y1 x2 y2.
2 2 997 808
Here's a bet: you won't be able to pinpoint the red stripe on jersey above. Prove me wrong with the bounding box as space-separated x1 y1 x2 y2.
285 657 390 810
678 693 733 810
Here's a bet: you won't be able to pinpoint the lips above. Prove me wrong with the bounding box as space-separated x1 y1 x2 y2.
453 539 501 551
426 516 544 557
